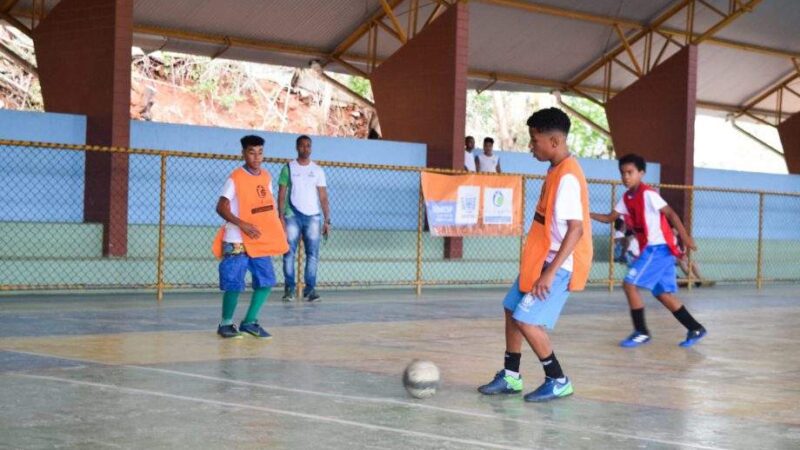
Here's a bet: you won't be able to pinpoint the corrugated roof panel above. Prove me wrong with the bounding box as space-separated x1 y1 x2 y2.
133 0 382 51
468 1 619 81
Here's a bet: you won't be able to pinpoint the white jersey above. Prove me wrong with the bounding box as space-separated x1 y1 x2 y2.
544 174 583 272
614 190 668 246
464 150 476 172
477 153 499 173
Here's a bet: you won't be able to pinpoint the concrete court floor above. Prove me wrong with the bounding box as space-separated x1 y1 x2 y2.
0 284 798 449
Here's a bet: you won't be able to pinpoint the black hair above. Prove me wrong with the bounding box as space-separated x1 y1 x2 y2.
618 153 646 172
526 107 571 135
296 135 312 146
465 136 474 142
483 137 494 144
240 135 264 149
614 218 625 231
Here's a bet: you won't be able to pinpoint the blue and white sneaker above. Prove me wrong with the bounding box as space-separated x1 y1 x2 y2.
239 321 272 339
679 327 707 347
477 370 523 395
620 331 651 348
217 324 243 339
523 377 573 402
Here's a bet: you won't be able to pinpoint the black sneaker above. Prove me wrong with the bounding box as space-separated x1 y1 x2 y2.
282 287 295 302
305 290 321 302
217 324 243 339
239 321 272 339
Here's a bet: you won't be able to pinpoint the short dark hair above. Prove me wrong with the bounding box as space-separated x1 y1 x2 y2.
614 218 625 231
618 153 646 172
240 135 264 149
526 107 571 135
296 135 312 146
465 136 474 142
483 137 494 144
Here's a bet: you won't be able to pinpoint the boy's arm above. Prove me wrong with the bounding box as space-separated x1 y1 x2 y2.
661 205 697 250
590 210 619 223
531 220 583 300
216 197 260 239
277 165 289 229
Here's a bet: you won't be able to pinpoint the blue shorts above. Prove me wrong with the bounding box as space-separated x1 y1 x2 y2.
502 268 572 329
624 244 677 296
218 244 276 292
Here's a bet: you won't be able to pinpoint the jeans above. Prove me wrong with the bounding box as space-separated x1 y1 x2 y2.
282 211 321 295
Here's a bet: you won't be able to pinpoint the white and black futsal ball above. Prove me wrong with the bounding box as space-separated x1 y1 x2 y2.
402 360 440 399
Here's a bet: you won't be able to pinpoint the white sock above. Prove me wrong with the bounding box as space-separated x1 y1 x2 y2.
504 369 520 378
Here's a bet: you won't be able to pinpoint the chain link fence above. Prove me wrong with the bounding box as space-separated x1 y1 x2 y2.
1 139 799 297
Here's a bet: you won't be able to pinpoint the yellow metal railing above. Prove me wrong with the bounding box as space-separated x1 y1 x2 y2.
1 138 798 298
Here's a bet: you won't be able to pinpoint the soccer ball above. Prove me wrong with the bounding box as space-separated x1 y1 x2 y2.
402 360 440 399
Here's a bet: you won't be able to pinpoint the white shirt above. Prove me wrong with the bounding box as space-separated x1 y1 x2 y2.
464 150 476 172
220 168 274 243
545 174 583 272
286 160 327 216
477 153 499 173
614 190 668 246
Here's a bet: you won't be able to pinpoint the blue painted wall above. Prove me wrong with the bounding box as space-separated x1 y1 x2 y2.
1 110 798 240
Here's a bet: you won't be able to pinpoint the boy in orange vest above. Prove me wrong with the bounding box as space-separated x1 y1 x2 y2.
590 154 707 348
212 135 289 339
478 108 593 402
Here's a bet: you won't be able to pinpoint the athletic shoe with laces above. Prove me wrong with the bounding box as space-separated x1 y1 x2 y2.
305 290 321 302
217 324 243 339
619 331 651 348
239 321 272 339
477 370 523 395
523 377 573 402
679 326 707 347
282 288 295 302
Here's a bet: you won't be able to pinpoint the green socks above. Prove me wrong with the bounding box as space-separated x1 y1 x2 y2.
220 291 240 325
221 288 271 325
243 288 271 324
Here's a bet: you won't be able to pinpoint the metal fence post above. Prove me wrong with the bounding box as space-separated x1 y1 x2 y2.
608 183 616 292
686 186 695 291
757 192 765 289
415 175 424 296
519 177 527 263
156 153 168 302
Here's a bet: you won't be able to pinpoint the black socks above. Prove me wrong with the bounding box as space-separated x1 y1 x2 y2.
539 352 564 380
631 308 649 335
504 351 521 374
672 306 703 331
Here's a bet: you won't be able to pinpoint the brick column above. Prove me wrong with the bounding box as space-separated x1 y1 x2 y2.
606 45 698 221
33 0 133 256
370 2 469 258
778 113 800 173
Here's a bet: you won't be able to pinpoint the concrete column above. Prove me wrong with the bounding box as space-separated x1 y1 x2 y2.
33 0 133 256
606 45 698 221
370 2 469 258
778 113 800 173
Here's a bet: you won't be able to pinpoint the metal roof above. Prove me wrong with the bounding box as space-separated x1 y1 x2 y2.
7 0 800 123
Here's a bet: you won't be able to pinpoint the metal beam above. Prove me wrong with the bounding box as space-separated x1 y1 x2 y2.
567 0 692 88
478 0 798 60
734 70 800 124
329 0 404 59
379 0 407 44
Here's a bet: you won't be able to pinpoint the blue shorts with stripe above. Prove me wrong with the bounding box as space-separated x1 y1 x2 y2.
624 244 677 296
502 267 572 329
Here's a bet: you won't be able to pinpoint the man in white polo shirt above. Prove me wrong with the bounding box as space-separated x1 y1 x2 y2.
278 135 331 302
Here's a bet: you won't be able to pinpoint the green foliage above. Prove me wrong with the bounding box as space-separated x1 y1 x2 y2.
560 96 613 158
347 76 373 100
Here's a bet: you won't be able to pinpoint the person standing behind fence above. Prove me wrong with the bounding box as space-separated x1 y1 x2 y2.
464 136 477 172
278 135 331 302
590 154 707 348
212 135 288 339
476 137 502 173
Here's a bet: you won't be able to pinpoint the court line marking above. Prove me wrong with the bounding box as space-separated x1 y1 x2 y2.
15 373 521 450
2 349 727 450
132 365 727 450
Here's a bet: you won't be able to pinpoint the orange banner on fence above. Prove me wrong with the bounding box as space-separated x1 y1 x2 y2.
421 172 523 236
